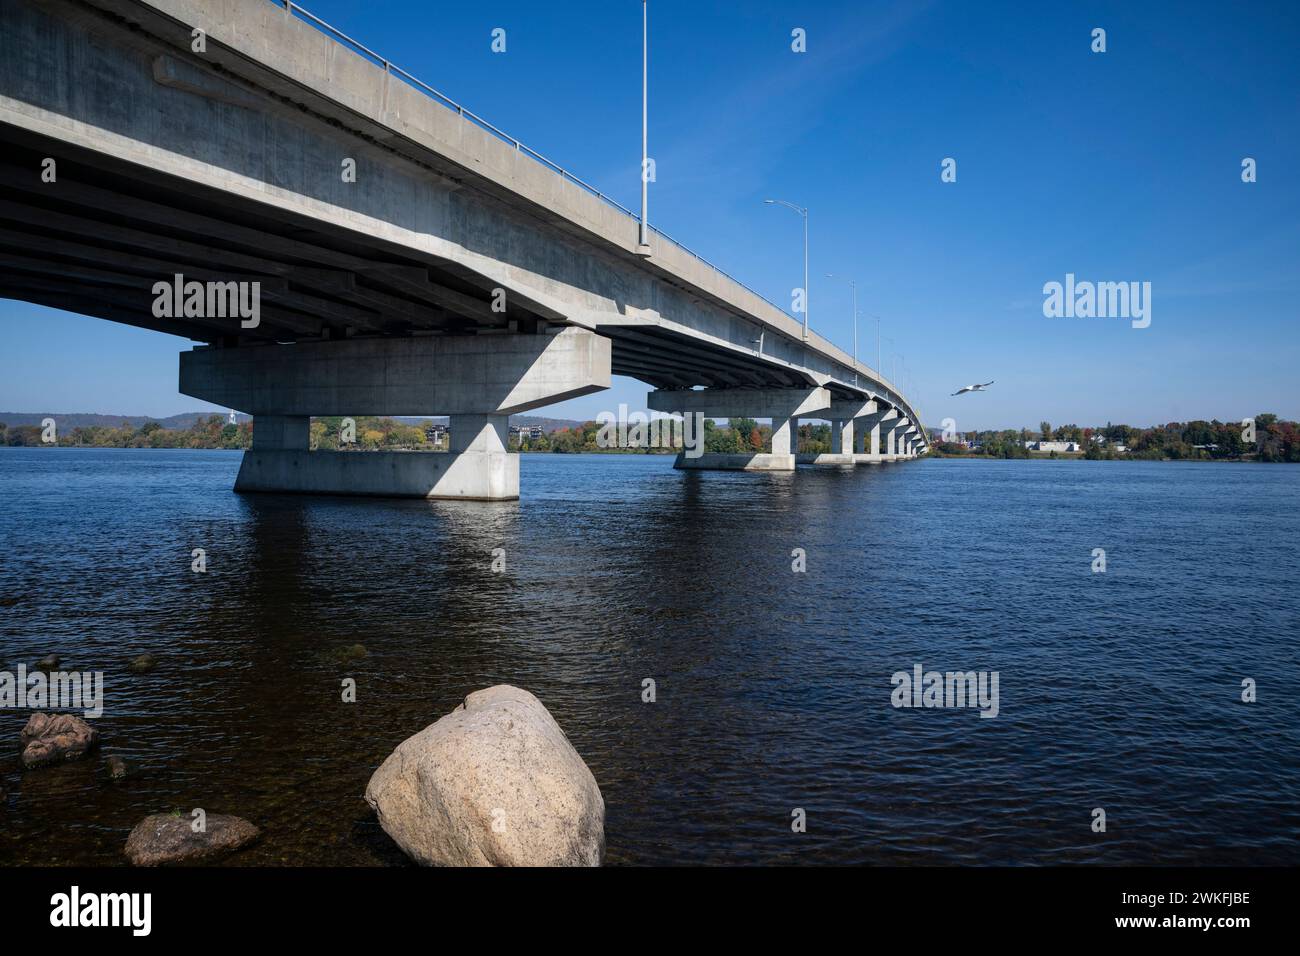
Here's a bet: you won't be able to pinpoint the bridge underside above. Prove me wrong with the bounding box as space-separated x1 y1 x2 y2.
0 125 843 397
0 0 925 499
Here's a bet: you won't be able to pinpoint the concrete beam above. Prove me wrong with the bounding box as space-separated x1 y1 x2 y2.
180 327 611 416
647 387 831 419
828 398 879 421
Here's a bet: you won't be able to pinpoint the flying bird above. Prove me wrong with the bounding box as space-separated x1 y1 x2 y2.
951 381 994 396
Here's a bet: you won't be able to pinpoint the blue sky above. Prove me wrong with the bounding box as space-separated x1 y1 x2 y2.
2 0 1297 430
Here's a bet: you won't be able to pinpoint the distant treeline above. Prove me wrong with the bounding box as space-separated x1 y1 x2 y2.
1 415 441 451
1 415 811 454
2 415 249 449
530 418 836 455
1 415 838 454
10 414 1291 462
929 415 1300 462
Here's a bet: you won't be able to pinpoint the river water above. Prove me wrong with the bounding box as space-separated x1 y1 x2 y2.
1 448 1297 865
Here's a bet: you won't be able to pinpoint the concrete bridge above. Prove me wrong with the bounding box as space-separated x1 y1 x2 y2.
0 0 928 499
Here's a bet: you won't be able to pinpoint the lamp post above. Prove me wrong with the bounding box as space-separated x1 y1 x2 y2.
636 1 651 255
764 198 809 341
825 272 857 383
871 315 882 379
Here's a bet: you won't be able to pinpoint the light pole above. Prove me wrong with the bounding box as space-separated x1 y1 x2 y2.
871 316 882 378
636 1 651 255
825 272 857 383
764 198 809 341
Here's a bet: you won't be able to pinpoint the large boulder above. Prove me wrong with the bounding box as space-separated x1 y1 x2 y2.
124 814 260 866
365 685 604 866
20 713 99 768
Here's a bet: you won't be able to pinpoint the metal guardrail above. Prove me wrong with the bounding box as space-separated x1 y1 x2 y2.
268 2 922 423
272 2 785 311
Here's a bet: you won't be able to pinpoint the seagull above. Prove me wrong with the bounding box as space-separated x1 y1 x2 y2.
951 381 994 396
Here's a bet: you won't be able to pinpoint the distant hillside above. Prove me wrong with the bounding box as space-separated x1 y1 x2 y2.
0 411 587 433
392 415 588 433
0 411 250 430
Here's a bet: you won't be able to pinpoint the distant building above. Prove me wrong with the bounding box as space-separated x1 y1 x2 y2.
510 424 544 441
1028 440 1081 453
425 423 447 448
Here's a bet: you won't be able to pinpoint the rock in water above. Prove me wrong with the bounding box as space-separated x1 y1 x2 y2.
124 814 260 866
34 654 60 670
365 685 605 866
127 654 156 674
106 755 130 780
20 713 100 768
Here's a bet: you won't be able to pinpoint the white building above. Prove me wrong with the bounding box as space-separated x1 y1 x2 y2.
1031 440 1081 452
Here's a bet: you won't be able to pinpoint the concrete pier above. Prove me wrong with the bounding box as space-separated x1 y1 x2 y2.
649 387 831 471
181 328 610 499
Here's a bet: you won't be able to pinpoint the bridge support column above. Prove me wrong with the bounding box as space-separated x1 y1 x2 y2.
831 419 853 455
182 328 610 500
771 416 795 458
798 418 854 466
251 415 309 450
648 387 831 471
884 418 912 461
850 404 889 464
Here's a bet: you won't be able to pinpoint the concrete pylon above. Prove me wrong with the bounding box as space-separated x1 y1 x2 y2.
887 418 913 461
796 398 871 466
180 328 611 499
647 387 831 470
853 404 899 464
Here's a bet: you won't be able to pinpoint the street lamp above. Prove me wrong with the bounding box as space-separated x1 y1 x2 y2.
636 1 651 256
870 315 882 379
825 272 857 384
764 198 808 341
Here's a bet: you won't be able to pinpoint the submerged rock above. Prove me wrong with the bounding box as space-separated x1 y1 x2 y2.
127 654 156 674
365 685 604 866
124 813 260 866
331 644 368 663
34 654 60 670
20 713 99 768
105 755 130 780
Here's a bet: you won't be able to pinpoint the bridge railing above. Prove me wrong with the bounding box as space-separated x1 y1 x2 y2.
268 2 920 422
272 2 786 314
